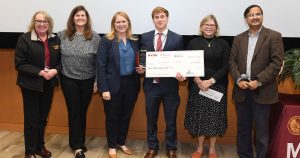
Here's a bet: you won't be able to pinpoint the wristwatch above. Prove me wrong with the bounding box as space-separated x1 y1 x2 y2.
257 81 262 87
253 76 262 87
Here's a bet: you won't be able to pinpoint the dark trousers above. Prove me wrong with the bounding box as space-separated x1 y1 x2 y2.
236 91 270 158
60 75 94 150
103 75 138 148
21 81 54 155
145 84 180 151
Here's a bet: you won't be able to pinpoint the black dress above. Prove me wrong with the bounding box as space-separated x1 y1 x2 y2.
184 36 229 137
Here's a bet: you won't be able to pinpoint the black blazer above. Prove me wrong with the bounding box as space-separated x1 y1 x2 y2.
97 36 140 95
15 32 61 92
141 30 183 92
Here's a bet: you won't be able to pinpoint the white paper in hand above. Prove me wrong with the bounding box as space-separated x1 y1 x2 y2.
199 88 223 102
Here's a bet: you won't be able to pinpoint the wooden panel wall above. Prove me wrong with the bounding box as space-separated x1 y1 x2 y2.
1 49 299 144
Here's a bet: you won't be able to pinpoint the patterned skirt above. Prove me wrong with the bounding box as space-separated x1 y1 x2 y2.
184 82 228 137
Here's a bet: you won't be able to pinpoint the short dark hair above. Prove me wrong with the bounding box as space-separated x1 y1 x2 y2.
243 5 263 18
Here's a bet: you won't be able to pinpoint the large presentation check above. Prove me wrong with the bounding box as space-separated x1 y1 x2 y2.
145 50 204 77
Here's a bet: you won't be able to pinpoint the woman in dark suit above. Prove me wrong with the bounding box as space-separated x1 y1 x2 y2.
97 11 140 158
15 11 60 158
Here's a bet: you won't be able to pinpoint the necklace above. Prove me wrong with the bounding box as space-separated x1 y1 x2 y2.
203 37 215 48
75 32 83 36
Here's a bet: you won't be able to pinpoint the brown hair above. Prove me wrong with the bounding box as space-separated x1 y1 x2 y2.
65 5 93 40
151 6 169 19
105 11 137 41
199 14 220 37
28 11 54 34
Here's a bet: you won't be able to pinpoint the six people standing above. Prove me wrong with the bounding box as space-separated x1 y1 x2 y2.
57 5 100 158
13 4 286 158
97 11 140 158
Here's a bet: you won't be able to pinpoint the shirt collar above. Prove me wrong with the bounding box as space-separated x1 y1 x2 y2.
155 29 168 36
248 26 262 37
31 30 56 41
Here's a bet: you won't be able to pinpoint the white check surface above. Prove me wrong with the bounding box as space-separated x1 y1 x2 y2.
145 50 204 77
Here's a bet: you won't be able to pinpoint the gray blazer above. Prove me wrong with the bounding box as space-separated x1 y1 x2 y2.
229 26 284 104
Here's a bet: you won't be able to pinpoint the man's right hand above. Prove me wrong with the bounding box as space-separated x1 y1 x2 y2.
238 80 250 89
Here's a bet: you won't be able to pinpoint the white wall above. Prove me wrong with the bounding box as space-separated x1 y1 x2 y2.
1 0 299 37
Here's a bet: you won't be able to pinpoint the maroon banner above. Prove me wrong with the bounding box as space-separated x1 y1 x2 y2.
269 94 300 158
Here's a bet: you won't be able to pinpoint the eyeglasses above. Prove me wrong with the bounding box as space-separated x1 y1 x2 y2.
247 13 263 18
35 20 49 25
203 24 216 28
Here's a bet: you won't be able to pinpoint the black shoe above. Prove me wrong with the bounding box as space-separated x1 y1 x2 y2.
82 146 87 153
36 147 52 158
75 151 85 158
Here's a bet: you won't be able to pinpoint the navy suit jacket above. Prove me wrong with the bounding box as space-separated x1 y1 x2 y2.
97 36 140 95
141 30 183 92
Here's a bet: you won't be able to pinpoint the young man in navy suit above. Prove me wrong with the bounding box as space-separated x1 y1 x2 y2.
136 6 185 158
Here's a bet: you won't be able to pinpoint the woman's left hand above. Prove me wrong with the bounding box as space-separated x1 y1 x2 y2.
93 82 98 93
200 79 213 91
44 69 57 80
135 65 145 74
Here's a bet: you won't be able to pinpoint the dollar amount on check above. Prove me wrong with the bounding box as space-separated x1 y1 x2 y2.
145 50 204 77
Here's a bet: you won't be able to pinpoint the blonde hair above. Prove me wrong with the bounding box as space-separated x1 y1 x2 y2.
28 11 54 34
199 14 220 37
106 11 137 41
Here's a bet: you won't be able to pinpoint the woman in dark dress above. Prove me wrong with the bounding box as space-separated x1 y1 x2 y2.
184 15 230 158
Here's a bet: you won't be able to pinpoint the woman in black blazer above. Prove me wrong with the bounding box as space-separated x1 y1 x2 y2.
97 11 140 158
15 11 60 158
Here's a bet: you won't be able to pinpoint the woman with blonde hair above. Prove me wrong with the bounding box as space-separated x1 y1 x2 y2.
15 10 60 158
97 11 140 158
184 15 229 158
